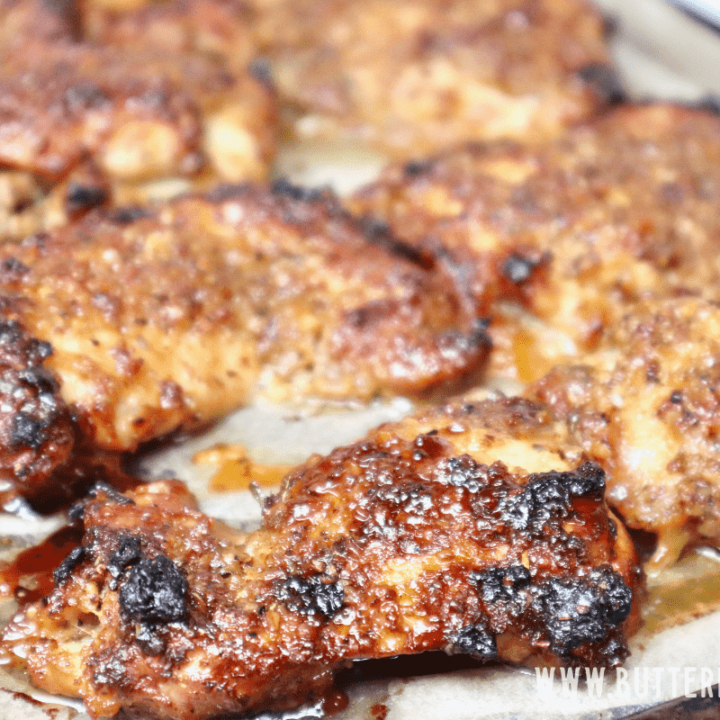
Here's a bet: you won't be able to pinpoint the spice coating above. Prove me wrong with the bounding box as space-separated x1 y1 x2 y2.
353 104 720 382
531 295 720 569
1 399 641 720
0 185 487 460
0 0 275 241
260 0 613 155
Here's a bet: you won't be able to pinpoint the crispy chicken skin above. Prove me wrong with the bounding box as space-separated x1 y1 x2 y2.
256 0 615 155
78 0 615 154
352 104 720 382
1 399 642 720
0 44 274 185
0 0 611 238
0 317 134 510
0 182 488 459
0 0 275 242
0 319 74 507
530 296 720 570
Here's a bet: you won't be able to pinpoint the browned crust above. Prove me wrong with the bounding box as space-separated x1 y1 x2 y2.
82 0 258 71
0 183 488 458
260 0 614 154
530 296 720 569
0 0 276 241
0 317 74 508
352 103 720 382
1 399 642 719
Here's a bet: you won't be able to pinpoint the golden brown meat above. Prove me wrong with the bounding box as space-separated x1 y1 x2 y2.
352 103 720 383
0 43 274 189
0 182 488 497
0 0 613 238
0 0 276 242
530 296 720 570
1 398 642 719
82 0 258 73
256 0 616 155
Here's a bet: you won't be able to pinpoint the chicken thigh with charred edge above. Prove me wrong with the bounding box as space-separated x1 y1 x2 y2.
0 318 132 513
0 182 489 509
1 397 642 720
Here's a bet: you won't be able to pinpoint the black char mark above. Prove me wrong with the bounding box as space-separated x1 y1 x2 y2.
532 566 632 655
472 564 531 614
0 257 30 277
68 482 135 522
10 413 45 450
447 621 497 661
499 462 605 531
119 555 188 625
357 216 431 269
271 178 325 203
276 575 344 619
0 321 60 452
403 159 434 177
65 183 108 216
577 63 625 106
53 546 87 586
108 535 143 589
112 206 152 225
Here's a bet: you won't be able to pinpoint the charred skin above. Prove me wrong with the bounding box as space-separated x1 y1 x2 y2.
531 296 720 570
352 104 720 383
258 0 615 155
0 317 74 509
0 0 276 242
0 313 135 511
0 183 488 459
1 399 642 720
0 43 274 186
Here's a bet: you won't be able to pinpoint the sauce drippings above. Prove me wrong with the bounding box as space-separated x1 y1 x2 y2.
638 550 720 641
0 525 83 606
193 444 292 492
321 688 349 716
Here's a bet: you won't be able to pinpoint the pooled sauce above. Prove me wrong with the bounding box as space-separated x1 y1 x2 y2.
0 525 83 606
193 444 292 492
321 688 349 716
638 550 720 641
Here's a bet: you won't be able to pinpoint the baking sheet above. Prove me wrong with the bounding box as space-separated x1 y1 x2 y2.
4 1 720 718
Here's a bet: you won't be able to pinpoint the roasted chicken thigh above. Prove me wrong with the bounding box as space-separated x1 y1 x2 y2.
1 398 642 719
353 104 720 382
0 183 488 505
